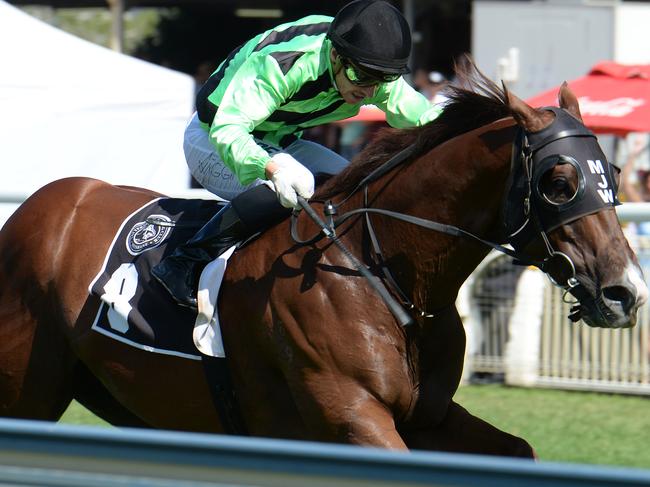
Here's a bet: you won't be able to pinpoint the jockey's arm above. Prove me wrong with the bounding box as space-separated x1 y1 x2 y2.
208 53 315 208
371 77 443 128
208 54 292 186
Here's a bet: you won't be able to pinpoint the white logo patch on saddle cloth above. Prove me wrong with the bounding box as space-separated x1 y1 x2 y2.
87 197 231 360
126 214 173 255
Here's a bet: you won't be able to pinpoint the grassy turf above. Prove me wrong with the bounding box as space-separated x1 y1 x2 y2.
454 384 650 469
59 385 650 469
59 402 109 427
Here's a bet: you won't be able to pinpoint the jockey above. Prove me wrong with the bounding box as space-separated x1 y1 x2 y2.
152 0 443 308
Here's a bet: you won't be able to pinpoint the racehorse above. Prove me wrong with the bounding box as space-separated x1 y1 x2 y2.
0 65 646 458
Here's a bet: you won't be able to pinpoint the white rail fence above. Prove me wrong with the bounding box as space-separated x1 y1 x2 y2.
461 203 650 395
1 418 650 487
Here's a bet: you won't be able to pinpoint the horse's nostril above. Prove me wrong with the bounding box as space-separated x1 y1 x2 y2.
603 285 635 312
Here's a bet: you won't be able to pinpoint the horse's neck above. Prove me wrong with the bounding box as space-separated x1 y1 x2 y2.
365 119 516 309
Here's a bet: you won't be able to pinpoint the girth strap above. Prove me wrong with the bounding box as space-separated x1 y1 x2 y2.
201 354 249 435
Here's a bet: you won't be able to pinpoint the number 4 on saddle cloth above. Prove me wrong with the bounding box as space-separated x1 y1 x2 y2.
88 197 234 360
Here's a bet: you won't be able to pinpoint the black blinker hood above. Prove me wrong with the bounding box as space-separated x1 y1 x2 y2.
503 107 620 250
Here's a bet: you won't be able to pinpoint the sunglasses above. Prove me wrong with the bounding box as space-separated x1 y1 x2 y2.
341 59 400 86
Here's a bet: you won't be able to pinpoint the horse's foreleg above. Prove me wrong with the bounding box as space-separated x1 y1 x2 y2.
335 397 408 449
401 401 536 458
290 371 408 449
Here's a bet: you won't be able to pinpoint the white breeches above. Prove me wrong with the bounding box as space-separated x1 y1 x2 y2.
183 113 349 201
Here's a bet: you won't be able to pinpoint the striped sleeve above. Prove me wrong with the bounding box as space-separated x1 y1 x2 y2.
371 78 442 128
209 53 293 184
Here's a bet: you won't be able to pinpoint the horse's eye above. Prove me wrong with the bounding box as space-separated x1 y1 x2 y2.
541 178 570 204
552 178 569 192
539 166 578 205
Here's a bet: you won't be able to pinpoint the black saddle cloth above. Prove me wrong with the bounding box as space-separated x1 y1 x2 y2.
89 197 225 359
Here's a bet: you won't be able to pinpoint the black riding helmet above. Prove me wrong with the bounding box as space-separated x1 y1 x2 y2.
327 0 411 75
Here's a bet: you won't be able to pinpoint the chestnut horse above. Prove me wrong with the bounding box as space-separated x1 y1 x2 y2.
0 70 645 458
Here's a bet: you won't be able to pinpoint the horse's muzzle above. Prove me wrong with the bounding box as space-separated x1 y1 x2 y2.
578 266 648 328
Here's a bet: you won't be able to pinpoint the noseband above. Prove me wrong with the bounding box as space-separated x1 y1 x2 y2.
292 107 621 325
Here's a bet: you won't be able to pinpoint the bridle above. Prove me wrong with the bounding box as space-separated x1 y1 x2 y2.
502 107 620 314
292 107 620 326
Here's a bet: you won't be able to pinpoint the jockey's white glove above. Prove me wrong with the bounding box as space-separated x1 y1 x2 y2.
268 153 315 209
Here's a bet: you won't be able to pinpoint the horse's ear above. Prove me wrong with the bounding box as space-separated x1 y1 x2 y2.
506 89 551 133
558 81 583 121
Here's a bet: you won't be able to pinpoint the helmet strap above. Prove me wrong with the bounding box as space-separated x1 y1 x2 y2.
331 54 342 91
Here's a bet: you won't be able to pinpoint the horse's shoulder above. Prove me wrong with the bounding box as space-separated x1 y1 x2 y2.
224 219 294 278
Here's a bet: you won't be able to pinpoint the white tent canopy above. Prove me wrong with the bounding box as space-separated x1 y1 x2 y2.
0 0 195 203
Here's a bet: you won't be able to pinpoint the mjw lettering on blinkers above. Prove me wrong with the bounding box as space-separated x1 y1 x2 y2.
587 159 614 204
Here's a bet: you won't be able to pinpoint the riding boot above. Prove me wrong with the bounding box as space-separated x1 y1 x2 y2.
151 203 246 308
152 184 291 309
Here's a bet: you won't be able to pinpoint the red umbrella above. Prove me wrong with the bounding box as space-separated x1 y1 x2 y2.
338 105 386 123
527 62 650 136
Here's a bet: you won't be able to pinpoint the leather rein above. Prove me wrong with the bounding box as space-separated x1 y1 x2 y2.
291 111 618 326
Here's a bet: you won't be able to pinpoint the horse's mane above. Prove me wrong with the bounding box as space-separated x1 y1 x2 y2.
316 57 511 199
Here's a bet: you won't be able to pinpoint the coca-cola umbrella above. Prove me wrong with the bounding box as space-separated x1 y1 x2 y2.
341 104 386 123
527 62 650 136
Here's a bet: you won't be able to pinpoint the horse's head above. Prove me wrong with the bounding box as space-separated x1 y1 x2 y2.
503 84 648 328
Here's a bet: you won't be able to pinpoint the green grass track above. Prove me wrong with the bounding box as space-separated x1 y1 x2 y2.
59 384 650 469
